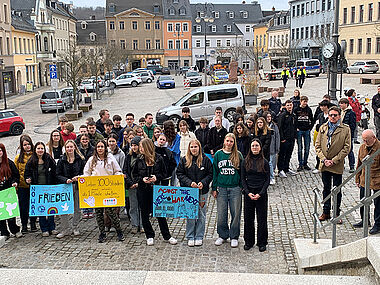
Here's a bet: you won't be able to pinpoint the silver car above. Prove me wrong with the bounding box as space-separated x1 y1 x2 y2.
40 90 72 113
137 71 154 83
347 61 379 74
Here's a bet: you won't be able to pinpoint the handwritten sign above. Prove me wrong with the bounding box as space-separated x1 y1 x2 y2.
78 175 125 208
29 184 74 216
0 187 20 220
153 185 199 219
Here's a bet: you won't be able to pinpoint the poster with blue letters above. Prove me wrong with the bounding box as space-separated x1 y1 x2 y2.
153 185 199 219
29 184 74 216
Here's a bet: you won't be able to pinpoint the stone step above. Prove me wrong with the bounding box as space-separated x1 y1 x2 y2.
0 269 375 285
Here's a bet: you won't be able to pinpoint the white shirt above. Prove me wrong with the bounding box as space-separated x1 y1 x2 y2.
209 116 230 130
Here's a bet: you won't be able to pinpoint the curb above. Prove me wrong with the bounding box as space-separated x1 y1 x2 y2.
0 236 5 248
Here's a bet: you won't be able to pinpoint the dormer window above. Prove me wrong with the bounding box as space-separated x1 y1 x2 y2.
211 25 216 32
196 25 201 32
109 3 116 13
229 11 234 18
81 21 87 29
227 25 231 32
242 11 248 18
153 4 160 13
173 0 179 3
214 11 219 18
169 7 175 15
89 32 96 41
179 7 186 15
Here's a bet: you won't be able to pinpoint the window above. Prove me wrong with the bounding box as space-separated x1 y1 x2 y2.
169 7 175 15
359 5 364 22
146 39 151 49
264 35 266 46
109 4 116 13
292 29 295 40
316 0 320 12
301 3 305 15
31 39 34 53
211 25 217 32
351 7 355 23
168 23 173 32
196 25 201 32
179 7 186 15
183 23 188 32
305 27 309 39
292 6 296 17
349 39 354 54
155 39 161 49
343 8 348 24
155 21 160 30
208 88 238 102
110 40 116 47
315 25 319 38
296 28 299 40
216 39 221 47
322 0 325 11
358 38 363 54
376 37 380 53
367 38 372 53
44 37 48 51
301 27 304 39
306 2 310 14
369 3 373 21
260 35 262 46
175 39 180 49
378 2 380 20
245 39 250 47
245 25 250 32
243 11 248 18
196 40 201 47
109 21 115 30
90 33 96 41
0 37 2 55
327 0 332 9
320 24 324 38
153 5 160 13
297 4 300 16
229 11 234 18
120 40 126 49
145 21 151 30
183 92 204 106
6 37 10 55
226 39 231 47
175 23 181 32
183 40 189 49
168 40 173 49
205 40 210 47
4 4 8 23
133 40 138 50
132 21 138 30
226 25 231 32
81 21 87 29
214 11 219 18
119 21 124 30
311 1 315 13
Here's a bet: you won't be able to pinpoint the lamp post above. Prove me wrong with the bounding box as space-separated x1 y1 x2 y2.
174 29 183 74
195 2 214 86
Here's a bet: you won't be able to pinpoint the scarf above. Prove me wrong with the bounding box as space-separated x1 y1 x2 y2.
327 120 340 148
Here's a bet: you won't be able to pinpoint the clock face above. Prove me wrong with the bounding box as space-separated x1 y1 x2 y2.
323 42 335 59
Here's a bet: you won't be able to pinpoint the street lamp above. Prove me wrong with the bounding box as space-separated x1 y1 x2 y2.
195 2 214 86
174 30 183 75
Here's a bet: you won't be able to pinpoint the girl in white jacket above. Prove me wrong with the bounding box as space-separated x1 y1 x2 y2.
178 120 196 157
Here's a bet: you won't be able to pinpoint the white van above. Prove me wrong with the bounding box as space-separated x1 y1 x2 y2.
156 84 246 125
293 59 321 76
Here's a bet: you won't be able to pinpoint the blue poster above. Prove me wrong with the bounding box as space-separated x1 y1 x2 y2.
29 184 74 216
153 185 199 219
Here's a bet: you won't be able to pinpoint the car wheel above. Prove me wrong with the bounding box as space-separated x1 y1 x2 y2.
316 73 320 77
169 115 181 125
147 78 152 83
10 123 24 135
225 108 236 122
359 69 364 74
199 81 202 86
110 82 116 89
346 69 350 74
373 71 377 74
41 109 47 113
131 81 138 87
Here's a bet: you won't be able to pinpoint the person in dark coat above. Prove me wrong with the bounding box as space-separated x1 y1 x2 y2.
78 134 94 162
154 134 177 186
204 116 228 155
177 107 196 132
269 90 282 120
195 117 210 149
233 122 251 158
0 143 22 238
290 89 301 111
251 117 272 161
176 139 213 246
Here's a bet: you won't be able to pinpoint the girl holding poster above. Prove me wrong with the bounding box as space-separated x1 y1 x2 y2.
47 130 64 161
176 139 213 247
56 140 85 238
0 143 22 239
132 138 177 246
83 140 125 243
24 142 57 237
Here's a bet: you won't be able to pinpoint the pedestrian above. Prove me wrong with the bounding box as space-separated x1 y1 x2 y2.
313 94 333 123
57 115 68 132
139 117 145 127
60 123 77 142
117 113 136 147
241 139 270 252
123 136 143 234
233 122 251 158
298 67 307 88
88 120 105 145
204 115 228 155
251 117 272 161
142 113 156 139
313 100 330 174
232 106 245 123
177 139 213 247
56 140 85 238
263 111 280 185
83 140 125 243
346 89 362 144
47 130 64 160
102 119 116 139
269 90 282 120
152 126 163 142
246 116 256 137
209 107 230 130
257 100 277 122
295 67 300 88
112 114 123 135
24 142 57 237
339 98 357 173
372 85 380 139
360 103 370 130
133 125 147 138
294 96 314 171
281 67 290 88
0 143 22 239
212 133 244 248
132 138 177 246
315 106 351 223
121 127 134 154
154 134 177 186
229 114 245 133
177 107 196 132
195 117 209 149
178 120 196 157
75 125 90 146
96 109 110 134
354 129 380 235
163 120 181 165
277 100 297 178
291 89 301 110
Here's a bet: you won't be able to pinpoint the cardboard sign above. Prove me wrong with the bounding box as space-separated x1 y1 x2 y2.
0 187 20 220
153 185 199 219
78 175 125 208
29 184 74 217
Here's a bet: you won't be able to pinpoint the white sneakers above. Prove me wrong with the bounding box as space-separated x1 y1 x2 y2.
51 230 59 235
230 239 239 248
148 237 177 246
56 233 66 239
214 237 226 246
287 170 297 176
215 238 238 247
312 169 320 174
279 170 287 178
270 178 276 185
146 238 154 246
188 240 195 247
42 232 49 237
15 232 23 238
73 230 80 236
195 240 203 246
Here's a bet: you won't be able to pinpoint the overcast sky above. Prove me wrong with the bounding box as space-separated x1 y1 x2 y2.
66 0 289 11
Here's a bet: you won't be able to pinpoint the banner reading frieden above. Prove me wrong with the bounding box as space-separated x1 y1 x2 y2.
78 175 125 208
0 187 20 221
153 185 199 219
29 184 74 217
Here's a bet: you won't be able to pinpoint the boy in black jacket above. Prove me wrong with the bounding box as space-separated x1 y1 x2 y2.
177 107 196 132
195 117 209 148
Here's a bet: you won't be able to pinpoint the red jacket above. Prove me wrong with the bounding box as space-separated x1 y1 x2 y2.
60 131 77 142
348 97 362 122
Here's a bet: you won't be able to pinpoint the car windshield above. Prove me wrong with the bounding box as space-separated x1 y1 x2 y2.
306 60 320 66
41 92 59 99
215 71 227 76
81 80 92 84
186 72 199 77
173 92 191 105
160 76 172 80
366 61 377 65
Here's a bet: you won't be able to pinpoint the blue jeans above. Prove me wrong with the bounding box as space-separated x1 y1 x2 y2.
186 193 208 240
297 130 311 167
128 188 142 227
216 186 242 240
269 154 277 180
347 140 355 169
39 216 55 233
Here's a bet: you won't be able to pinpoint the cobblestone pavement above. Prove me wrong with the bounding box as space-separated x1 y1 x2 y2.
0 74 379 274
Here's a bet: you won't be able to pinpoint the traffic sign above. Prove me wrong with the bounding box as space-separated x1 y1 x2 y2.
49 64 57 79
51 79 58 89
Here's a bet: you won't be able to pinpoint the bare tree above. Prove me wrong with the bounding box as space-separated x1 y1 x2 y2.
87 45 104 99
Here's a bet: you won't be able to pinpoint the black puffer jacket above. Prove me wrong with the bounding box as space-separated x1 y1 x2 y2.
252 129 272 160
123 152 139 188
78 144 94 162
132 154 166 191
0 159 20 191
155 145 177 180
204 127 228 154
56 153 85 184
236 135 251 158
195 127 210 148
176 154 213 195
278 109 297 141
24 155 56 185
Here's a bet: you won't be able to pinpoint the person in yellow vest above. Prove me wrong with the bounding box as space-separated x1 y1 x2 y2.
281 68 290 88
297 67 307 89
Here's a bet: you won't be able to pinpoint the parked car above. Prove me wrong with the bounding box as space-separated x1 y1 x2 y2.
211 70 229 84
104 71 116 81
147 65 163 75
180 66 190 74
132 68 148 73
133 69 154 78
110 73 142 88
161 67 171 75
137 71 154 83
156 75 175 89
40 90 72 113
79 79 97 93
156 84 246 125
184 71 202 86
90 76 104 88
60 87 82 105
0 109 25 135
292 59 321 76
346 61 379 74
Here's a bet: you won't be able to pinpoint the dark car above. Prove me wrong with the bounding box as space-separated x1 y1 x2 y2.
157 75 175 89
147 65 163 75
161 67 171 75
0 109 25 135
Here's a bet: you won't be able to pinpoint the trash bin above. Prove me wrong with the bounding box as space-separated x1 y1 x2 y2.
84 97 92 104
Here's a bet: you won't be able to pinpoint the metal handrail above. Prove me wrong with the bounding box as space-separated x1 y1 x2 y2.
312 147 380 247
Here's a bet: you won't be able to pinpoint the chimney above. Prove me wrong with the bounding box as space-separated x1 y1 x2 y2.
91 15 96 20
242 1 246 4
272 6 275 12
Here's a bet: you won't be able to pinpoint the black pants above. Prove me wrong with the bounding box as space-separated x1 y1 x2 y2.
315 155 320 169
322 171 342 215
0 218 20 237
137 187 171 240
17 187 37 228
359 187 380 226
277 139 295 172
244 194 268 247
299 77 305 88
295 77 300 87
282 78 288 88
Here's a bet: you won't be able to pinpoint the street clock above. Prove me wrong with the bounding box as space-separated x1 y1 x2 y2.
322 42 338 59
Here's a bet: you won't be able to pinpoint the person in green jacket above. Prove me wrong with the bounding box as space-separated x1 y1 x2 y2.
212 133 244 248
142 113 156 139
281 68 290 88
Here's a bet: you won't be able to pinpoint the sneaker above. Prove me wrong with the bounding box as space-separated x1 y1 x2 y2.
131 226 138 234
98 233 106 243
139 227 145 233
82 213 89 219
117 231 125 242
21 226 28 234
270 179 276 185
30 223 38 232
194 239 203 246
259 245 267 252
349 168 355 173
319 213 331 221
188 240 195 247
304 165 311 171
42 232 50 237
73 230 80 236
354 141 360 144
287 169 297 176
279 170 287 178
146 238 154 246
56 233 66 239
297 166 304 172
312 169 320 174
165 237 177 245
15 232 23 238
51 230 59 235
104 226 110 232
88 212 94 218
230 239 239 248
215 237 227 246
369 226 380 235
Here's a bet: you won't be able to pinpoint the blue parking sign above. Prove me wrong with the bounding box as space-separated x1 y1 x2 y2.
49 64 57 79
